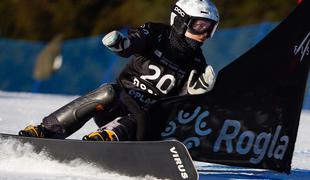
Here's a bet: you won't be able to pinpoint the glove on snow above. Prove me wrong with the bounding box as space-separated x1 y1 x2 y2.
187 65 216 95
102 31 130 53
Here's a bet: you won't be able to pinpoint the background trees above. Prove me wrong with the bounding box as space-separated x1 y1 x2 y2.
0 0 297 41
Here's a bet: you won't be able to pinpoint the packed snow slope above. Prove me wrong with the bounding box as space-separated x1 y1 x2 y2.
0 91 309 180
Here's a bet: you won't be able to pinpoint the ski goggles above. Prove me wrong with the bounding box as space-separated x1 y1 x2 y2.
187 18 217 36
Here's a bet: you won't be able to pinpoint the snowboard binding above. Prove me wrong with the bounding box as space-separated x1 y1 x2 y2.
18 124 46 138
83 129 119 141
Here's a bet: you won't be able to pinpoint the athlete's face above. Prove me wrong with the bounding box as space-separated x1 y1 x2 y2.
185 31 209 42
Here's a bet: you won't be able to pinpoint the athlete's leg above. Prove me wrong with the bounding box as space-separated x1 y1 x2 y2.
83 89 147 141
19 83 118 139
83 114 137 141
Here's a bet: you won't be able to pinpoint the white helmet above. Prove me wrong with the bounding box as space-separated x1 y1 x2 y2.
170 0 219 38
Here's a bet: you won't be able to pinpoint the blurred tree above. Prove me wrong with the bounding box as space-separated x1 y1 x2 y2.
0 0 15 37
92 0 175 34
216 0 296 27
33 34 63 81
0 0 297 41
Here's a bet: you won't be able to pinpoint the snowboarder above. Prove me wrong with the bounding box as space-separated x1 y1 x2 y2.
19 0 220 141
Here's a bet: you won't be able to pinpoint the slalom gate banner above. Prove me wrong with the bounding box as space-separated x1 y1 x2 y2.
147 0 310 173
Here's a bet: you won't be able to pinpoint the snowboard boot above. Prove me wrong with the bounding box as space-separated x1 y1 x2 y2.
18 124 46 138
83 129 119 141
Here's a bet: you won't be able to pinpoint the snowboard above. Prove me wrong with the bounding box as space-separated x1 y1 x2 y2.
0 133 198 180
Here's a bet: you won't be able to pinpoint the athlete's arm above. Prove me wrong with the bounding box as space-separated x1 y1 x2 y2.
102 23 158 57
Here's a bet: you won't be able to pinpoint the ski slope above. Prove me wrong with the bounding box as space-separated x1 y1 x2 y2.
0 90 309 180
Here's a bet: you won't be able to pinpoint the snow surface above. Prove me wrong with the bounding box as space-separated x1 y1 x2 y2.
0 90 309 180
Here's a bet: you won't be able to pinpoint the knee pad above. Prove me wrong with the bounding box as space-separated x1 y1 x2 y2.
43 83 118 138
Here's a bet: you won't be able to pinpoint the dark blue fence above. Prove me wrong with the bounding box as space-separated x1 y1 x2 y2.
0 22 309 108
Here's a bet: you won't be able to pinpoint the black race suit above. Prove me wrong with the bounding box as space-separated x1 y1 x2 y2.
41 22 208 141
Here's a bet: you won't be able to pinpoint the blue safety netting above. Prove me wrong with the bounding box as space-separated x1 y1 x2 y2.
0 22 309 108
